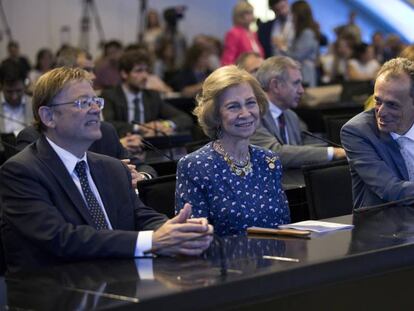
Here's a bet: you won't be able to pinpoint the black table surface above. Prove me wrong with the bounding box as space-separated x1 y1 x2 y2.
5 205 414 310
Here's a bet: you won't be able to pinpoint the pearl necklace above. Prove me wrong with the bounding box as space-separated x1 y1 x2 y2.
213 141 253 177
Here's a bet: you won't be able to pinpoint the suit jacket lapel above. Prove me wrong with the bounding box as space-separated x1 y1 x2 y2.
87 153 118 227
36 136 97 227
117 86 129 122
378 130 409 180
141 90 153 123
284 110 301 145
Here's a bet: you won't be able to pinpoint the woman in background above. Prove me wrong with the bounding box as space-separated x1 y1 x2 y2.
170 43 211 98
347 42 380 81
175 66 290 236
221 1 264 66
276 0 319 87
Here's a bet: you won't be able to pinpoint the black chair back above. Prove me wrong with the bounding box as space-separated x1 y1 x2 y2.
340 80 374 105
302 160 353 219
137 174 176 218
149 160 178 177
185 139 210 154
323 114 356 145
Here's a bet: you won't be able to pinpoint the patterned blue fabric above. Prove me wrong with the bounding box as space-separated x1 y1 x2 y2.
175 143 290 236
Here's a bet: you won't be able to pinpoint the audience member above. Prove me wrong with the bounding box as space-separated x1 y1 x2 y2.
170 43 211 97
336 11 362 45
0 67 213 272
347 42 380 81
251 56 346 168
399 45 414 61
371 31 385 64
143 9 163 54
320 37 353 84
28 48 54 90
258 0 295 58
101 50 192 137
383 34 405 62
94 40 123 90
0 63 32 135
175 65 289 236
341 58 414 208
124 44 173 94
282 0 319 87
1 41 31 80
221 1 264 65
236 52 264 75
155 6 187 70
193 34 222 71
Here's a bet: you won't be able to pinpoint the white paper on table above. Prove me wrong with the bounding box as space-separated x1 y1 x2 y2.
279 220 354 233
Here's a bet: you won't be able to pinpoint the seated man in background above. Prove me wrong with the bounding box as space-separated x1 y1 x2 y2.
0 67 213 272
341 57 414 209
101 49 193 138
0 63 33 135
236 51 264 75
251 56 346 168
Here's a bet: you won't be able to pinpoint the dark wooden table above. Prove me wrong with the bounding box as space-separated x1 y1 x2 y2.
5 205 414 310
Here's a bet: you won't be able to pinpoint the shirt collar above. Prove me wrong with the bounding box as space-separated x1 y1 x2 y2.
268 100 283 118
390 122 414 141
46 136 88 175
1 92 26 108
122 84 141 103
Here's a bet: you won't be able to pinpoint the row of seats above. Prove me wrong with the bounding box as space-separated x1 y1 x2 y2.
138 159 353 221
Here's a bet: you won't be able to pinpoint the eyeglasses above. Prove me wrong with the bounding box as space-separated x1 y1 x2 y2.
49 96 104 110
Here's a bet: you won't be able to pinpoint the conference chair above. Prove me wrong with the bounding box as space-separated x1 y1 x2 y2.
149 160 178 176
137 174 176 218
185 139 210 154
323 114 356 145
302 160 353 219
340 80 374 106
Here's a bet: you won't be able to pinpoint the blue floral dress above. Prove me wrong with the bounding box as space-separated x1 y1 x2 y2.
175 143 290 236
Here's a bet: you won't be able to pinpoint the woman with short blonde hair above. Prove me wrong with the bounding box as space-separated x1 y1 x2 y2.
175 65 290 236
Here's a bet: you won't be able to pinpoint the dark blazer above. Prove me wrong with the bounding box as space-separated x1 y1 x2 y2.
15 122 157 177
341 109 414 209
257 19 275 59
0 136 167 272
101 86 193 137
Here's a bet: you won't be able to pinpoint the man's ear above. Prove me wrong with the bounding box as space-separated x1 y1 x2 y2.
38 106 56 129
269 77 282 94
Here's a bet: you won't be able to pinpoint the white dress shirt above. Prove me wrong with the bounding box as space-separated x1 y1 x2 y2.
46 137 153 257
1 93 28 135
391 123 414 181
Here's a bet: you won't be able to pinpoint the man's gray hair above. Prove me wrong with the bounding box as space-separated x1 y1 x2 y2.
255 56 301 92
377 57 414 98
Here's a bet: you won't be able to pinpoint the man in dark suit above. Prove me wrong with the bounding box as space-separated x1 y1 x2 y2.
0 67 213 272
257 0 295 58
101 49 193 138
251 56 346 168
341 58 414 209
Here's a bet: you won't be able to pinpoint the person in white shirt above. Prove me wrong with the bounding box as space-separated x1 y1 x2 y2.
0 67 213 272
251 55 346 168
0 64 33 135
341 57 414 209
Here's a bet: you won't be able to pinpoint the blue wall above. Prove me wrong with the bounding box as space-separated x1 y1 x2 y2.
307 0 402 45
